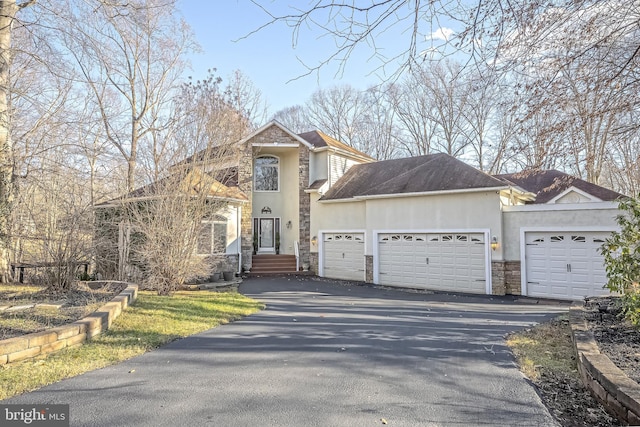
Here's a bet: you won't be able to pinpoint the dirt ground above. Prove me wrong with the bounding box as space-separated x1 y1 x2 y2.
528 297 639 427
585 296 640 384
0 281 125 340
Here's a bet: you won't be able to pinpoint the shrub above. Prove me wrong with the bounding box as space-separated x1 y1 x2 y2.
601 195 640 325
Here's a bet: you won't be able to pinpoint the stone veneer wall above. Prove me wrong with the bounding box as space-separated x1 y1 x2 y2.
365 255 373 283
309 252 318 274
0 283 137 365
238 125 310 272
298 146 310 268
238 138 254 272
504 261 521 295
570 305 640 425
491 261 522 296
491 261 506 295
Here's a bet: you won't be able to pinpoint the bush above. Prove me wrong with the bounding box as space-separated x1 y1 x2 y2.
601 195 640 325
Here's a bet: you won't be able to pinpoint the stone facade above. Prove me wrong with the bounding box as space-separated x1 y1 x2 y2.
239 124 309 271
365 255 373 283
238 138 254 272
298 146 311 268
309 252 318 274
491 261 522 296
504 261 522 295
491 261 507 295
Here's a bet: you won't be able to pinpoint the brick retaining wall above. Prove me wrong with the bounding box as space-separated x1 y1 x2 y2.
0 283 138 365
569 305 640 425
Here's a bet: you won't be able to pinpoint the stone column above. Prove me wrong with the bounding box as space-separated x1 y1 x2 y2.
238 140 254 272
298 146 310 268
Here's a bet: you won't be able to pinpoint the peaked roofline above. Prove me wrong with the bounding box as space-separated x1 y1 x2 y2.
241 120 314 149
299 130 375 162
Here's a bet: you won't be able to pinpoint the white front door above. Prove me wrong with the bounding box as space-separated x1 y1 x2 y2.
524 231 611 300
377 232 488 294
322 233 365 281
259 218 275 252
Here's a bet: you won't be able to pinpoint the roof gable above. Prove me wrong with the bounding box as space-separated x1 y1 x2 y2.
321 154 507 200
495 170 623 204
100 168 247 206
298 130 373 161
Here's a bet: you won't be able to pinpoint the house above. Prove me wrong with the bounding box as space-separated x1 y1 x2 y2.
100 120 624 301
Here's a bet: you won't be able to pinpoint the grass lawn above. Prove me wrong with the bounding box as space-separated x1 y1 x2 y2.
0 290 263 400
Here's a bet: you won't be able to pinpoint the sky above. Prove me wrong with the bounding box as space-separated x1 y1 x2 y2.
176 1 456 116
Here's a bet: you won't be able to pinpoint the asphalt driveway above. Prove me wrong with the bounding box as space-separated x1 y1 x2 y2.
6 277 568 426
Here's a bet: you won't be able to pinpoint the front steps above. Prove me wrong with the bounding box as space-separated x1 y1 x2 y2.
250 254 298 274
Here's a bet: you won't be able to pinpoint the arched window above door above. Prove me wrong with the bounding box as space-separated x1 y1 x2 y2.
254 155 279 192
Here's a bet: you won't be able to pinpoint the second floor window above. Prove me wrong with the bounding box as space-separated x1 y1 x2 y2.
254 155 279 191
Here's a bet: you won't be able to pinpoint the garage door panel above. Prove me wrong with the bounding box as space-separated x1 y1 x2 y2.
378 232 487 294
323 233 365 281
525 231 612 300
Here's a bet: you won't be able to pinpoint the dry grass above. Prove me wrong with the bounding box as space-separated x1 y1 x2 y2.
506 314 577 381
0 283 122 340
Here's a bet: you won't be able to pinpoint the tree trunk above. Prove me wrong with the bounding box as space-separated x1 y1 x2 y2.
0 1 20 282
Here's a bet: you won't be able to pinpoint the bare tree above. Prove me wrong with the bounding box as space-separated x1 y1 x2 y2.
271 105 312 134
358 85 399 160
0 0 36 281
50 0 196 192
305 85 366 147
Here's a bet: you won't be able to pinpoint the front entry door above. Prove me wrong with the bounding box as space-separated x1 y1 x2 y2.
259 218 275 252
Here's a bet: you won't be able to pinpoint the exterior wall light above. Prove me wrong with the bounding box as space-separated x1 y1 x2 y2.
286 220 292 229
491 236 499 251
311 236 318 246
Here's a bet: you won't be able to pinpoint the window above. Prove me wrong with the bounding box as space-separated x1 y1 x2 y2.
197 220 227 255
254 155 279 191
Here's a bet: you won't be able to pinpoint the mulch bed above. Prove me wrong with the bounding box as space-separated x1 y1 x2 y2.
584 296 640 384
0 281 126 340
536 296 640 427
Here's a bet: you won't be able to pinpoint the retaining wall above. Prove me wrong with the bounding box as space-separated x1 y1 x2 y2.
570 305 640 425
0 283 138 365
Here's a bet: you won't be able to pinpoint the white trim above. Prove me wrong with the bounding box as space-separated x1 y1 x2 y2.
373 228 492 295
503 201 619 212
313 145 375 163
318 229 366 279
519 226 618 297
547 186 603 204
319 186 508 203
252 143 300 148
239 120 314 149
254 154 281 193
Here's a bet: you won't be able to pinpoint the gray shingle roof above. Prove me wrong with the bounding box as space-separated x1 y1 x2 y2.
320 153 507 200
495 170 624 204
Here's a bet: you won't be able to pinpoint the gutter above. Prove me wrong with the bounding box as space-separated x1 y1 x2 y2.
318 186 509 203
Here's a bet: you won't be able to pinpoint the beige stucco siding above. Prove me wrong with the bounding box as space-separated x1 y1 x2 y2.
310 193 366 253
502 205 620 260
221 204 241 255
364 191 503 256
311 190 502 257
252 148 300 255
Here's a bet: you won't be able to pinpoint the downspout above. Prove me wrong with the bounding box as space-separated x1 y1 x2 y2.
237 204 242 275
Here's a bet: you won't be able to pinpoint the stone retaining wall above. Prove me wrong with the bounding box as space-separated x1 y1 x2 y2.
0 283 138 365
569 305 640 425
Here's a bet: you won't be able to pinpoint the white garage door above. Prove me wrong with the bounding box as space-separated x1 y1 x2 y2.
525 231 611 300
323 233 365 281
377 233 487 294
